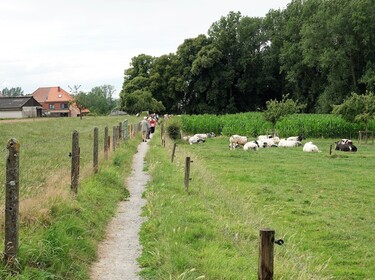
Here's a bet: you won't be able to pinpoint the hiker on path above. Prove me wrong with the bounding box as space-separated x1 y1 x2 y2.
141 116 149 142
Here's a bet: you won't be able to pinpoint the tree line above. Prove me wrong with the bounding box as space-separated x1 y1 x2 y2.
120 0 375 115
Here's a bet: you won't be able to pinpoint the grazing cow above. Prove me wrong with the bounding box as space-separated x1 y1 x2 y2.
229 135 248 149
303 142 320 152
189 135 205 145
278 139 302 148
335 141 357 152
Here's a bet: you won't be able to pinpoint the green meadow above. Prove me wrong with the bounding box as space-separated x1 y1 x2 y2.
0 115 373 279
140 129 375 279
0 116 140 279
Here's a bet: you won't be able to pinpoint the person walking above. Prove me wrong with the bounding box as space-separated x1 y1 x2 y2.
141 116 149 142
149 117 156 134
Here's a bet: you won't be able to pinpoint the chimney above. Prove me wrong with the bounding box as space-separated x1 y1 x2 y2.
58 86 60 92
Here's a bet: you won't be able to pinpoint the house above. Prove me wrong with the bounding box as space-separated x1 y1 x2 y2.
0 96 42 118
32 86 89 117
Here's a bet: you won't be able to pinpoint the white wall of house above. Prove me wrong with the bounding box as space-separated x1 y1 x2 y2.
0 110 23 118
22 107 39 118
0 107 40 118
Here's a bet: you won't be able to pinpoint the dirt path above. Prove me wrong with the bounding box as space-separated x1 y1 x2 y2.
89 139 150 280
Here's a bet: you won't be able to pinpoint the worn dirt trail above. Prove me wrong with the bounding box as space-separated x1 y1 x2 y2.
89 139 150 280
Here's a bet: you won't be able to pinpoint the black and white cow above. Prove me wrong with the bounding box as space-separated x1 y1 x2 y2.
335 139 357 152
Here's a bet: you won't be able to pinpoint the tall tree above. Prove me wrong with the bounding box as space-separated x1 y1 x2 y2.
1 87 24 97
204 11 243 113
170 34 211 113
71 92 89 120
86 85 117 115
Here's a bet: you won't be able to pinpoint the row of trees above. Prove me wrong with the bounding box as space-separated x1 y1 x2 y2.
120 0 375 115
0 87 24 97
70 85 118 116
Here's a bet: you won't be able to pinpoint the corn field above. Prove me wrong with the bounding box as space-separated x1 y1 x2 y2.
181 113 375 138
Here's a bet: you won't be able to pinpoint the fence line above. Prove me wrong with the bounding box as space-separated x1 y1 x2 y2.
2 119 138 271
163 134 319 279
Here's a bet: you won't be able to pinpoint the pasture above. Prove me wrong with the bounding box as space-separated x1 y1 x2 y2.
0 116 140 279
141 132 375 279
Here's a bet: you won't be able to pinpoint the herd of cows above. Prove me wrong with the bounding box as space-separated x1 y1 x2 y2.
184 133 358 152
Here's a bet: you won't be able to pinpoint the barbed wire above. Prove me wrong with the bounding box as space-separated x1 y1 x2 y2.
166 141 328 279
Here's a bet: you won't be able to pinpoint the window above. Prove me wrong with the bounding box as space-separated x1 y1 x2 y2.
49 104 55 109
61 103 69 109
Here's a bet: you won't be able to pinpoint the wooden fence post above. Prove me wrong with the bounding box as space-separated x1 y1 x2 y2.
123 120 128 140
113 126 116 151
258 229 275 280
161 122 165 147
329 144 332 155
93 127 98 173
184 156 192 193
104 126 108 160
171 143 177 163
4 139 20 267
71 130 80 194
118 122 122 141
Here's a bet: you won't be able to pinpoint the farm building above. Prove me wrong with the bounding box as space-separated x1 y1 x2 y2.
32 86 89 117
0 96 42 118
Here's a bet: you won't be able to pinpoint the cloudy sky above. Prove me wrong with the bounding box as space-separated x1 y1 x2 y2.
0 0 291 97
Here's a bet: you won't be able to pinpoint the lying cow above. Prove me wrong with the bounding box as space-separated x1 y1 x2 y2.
303 141 320 152
278 139 302 148
286 134 305 142
335 140 357 152
243 140 267 151
189 135 205 145
229 135 248 149
193 132 216 139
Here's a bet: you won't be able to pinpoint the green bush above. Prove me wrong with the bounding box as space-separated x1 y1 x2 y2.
166 117 182 140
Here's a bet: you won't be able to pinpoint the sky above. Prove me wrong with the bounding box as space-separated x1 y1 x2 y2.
0 0 291 98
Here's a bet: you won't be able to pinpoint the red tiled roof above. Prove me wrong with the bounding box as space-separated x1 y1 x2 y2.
32 86 72 103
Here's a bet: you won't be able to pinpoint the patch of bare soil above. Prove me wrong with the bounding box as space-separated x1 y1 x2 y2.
89 139 150 280
0 118 49 123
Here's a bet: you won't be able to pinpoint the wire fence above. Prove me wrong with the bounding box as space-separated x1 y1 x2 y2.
160 132 331 279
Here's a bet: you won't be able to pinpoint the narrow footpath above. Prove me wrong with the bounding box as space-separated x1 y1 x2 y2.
89 139 150 280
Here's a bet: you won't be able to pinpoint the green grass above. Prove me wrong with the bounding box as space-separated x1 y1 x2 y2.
0 116 141 279
0 116 137 199
140 132 375 279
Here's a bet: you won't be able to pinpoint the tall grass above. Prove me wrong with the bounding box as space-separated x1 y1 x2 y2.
0 116 137 200
140 128 375 279
0 116 140 279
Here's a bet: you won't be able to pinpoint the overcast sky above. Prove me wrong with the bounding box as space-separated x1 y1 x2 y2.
0 0 291 97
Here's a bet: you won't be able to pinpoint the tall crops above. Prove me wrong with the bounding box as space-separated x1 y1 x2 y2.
181 113 375 138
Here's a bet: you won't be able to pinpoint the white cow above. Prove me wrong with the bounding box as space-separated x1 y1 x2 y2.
243 141 260 151
303 142 320 152
189 135 205 145
278 139 302 147
229 135 248 149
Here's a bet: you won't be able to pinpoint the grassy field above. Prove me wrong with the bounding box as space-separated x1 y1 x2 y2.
140 130 375 279
0 116 141 279
0 116 137 199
